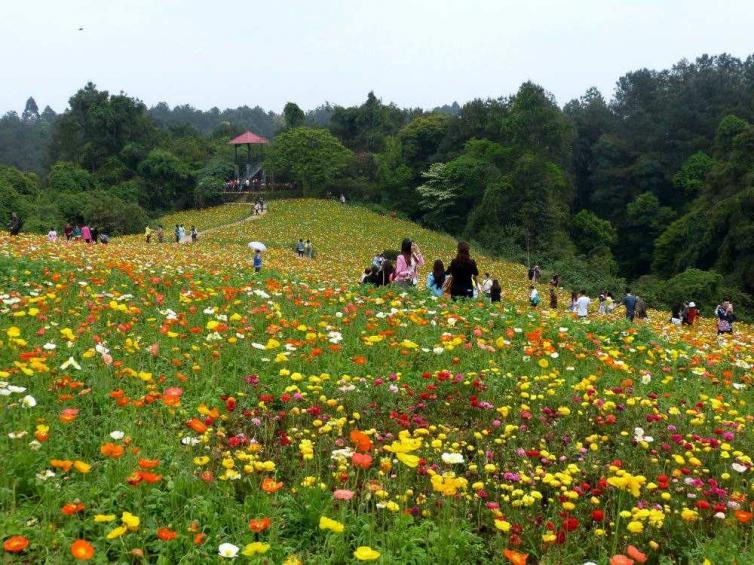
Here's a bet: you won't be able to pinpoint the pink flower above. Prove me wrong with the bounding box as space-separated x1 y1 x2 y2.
333 489 355 501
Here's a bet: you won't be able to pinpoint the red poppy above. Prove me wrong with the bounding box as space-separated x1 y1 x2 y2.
350 430 373 452
157 528 177 541
3 535 29 553
352 452 373 469
248 517 272 533
70 539 95 560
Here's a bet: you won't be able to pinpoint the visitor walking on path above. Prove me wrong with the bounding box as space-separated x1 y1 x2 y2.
191 226 198 243
394 239 425 287
621 289 638 322
529 285 540 307
253 250 263 273
47 227 58 242
295 239 305 257
716 300 735 335
446 241 479 299
426 260 446 297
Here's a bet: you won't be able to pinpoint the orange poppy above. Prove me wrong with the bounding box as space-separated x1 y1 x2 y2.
100 443 124 458
139 471 162 484
157 527 177 541
186 418 208 434
352 452 373 469
261 477 283 493
70 539 95 560
503 549 528 565
626 545 647 564
350 430 373 452
61 502 86 515
138 458 160 469
50 459 73 472
59 408 80 424
249 517 272 533
609 556 634 565
736 510 753 523
3 535 29 553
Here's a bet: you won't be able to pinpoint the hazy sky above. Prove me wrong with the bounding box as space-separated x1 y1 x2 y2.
2 0 753 114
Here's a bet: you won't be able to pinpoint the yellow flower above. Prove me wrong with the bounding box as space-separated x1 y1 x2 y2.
6 326 21 338
121 511 140 530
396 453 419 468
193 456 210 466
73 460 91 474
94 514 116 523
353 546 381 560
242 542 271 556
106 525 127 540
495 520 511 533
681 508 699 522
319 516 345 533
627 520 644 534
537 358 549 369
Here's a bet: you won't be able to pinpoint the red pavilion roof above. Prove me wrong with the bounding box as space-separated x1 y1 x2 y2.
228 130 269 145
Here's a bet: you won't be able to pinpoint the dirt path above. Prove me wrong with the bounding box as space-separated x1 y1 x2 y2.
180 209 266 243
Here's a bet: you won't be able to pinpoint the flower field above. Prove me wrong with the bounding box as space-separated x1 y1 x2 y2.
1 199 754 564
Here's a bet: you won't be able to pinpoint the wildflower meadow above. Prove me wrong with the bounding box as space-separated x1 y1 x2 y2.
1 200 753 564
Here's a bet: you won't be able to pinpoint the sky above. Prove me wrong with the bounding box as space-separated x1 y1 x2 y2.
2 0 753 115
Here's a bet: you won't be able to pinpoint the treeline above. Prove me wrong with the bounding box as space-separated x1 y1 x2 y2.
1 53 753 313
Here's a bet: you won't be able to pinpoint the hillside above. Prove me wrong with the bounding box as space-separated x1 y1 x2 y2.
0 200 753 563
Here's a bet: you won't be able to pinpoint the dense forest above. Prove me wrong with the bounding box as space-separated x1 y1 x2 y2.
1 53 753 314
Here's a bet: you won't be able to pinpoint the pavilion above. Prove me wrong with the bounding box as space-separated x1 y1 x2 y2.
228 130 269 180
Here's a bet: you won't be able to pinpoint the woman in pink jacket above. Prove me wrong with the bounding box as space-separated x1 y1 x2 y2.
393 238 424 287
81 225 92 244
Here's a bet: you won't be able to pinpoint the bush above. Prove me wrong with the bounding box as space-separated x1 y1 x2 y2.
660 268 723 313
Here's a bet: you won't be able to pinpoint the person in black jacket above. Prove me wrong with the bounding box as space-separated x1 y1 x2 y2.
8 212 21 236
446 241 479 299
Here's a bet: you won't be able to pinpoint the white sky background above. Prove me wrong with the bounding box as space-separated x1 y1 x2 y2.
1 0 753 114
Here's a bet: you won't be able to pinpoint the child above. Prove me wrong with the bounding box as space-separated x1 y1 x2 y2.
490 280 501 303
253 250 262 273
529 285 540 307
191 226 198 243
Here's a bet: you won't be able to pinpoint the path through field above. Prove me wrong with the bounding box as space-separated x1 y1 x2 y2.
180 208 266 243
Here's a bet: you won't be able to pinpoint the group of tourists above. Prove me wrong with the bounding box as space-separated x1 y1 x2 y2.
44 223 110 244
143 224 198 244
294 239 313 258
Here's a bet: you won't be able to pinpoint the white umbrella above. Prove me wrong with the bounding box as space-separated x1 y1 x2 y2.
248 241 267 252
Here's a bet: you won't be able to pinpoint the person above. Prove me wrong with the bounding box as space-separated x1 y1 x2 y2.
479 273 493 298
569 292 578 313
576 290 591 319
81 224 92 244
304 239 313 258
91 226 99 244
426 260 446 297
529 285 540 307
64 223 73 241
621 289 638 322
8 212 21 236
606 292 616 313
340 193 346 204
47 227 58 242
72 224 82 240
174 224 180 243
360 268 374 284
635 297 648 319
684 301 698 325
178 224 186 242
394 238 425 287
445 241 479 299
527 266 535 282
295 239 305 257
157 225 164 243
549 273 560 288
191 226 198 243
598 291 607 315
716 300 735 335
549 287 558 309
253 250 263 273
372 252 385 270
145 225 153 244
99 231 110 244
532 265 541 284
377 260 394 286
670 303 683 325
490 280 502 303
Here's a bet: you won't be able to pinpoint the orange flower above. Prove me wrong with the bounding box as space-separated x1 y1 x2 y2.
51 459 73 472
70 539 95 560
3 535 29 553
186 418 207 434
139 471 162 484
352 452 373 469
100 443 124 458
626 545 647 564
138 458 160 469
609 556 634 565
59 408 80 424
193 532 207 545
736 510 753 524
157 527 177 541
350 430 373 452
503 548 528 565
61 502 86 515
261 477 283 493
249 517 272 533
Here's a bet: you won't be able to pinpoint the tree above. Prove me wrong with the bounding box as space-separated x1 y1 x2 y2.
618 192 675 277
283 102 306 129
673 151 715 193
22 97 40 122
47 162 96 192
416 163 464 230
570 210 617 254
398 113 451 170
265 128 353 196
137 148 192 209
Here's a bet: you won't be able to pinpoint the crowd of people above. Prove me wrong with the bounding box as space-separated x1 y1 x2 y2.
43 222 110 244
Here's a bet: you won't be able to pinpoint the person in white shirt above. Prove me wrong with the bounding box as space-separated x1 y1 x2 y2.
479 273 493 297
576 290 591 318
47 228 57 242
529 285 540 307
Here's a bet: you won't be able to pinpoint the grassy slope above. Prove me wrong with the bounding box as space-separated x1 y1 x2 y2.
0 200 752 563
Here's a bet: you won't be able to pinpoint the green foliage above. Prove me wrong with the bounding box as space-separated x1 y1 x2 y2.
47 162 96 192
329 92 410 152
673 151 715 193
283 102 306 129
714 114 749 154
570 209 617 254
661 268 723 312
265 127 353 196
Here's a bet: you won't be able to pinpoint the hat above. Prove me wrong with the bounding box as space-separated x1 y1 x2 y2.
689 302 695 307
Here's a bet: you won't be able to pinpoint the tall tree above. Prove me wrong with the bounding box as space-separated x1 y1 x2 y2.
283 102 306 129
22 97 40 122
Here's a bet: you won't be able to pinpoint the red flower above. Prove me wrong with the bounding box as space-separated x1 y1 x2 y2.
3 535 29 553
157 528 177 541
249 517 272 533
352 452 373 469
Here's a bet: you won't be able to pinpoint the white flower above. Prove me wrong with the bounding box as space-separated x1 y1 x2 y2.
203 307 216 315
330 448 354 460
251 343 266 350
634 427 653 443
60 356 81 370
252 289 270 299
43 342 56 350
641 374 652 385
8 431 27 439
181 436 200 446
732 463 748 473
7 385 26 393
29 440 42 450
433 346 444 354
218 543 239 558
110 430 125 440
714 512 726 519
95 343 109 355
21 395 37 408
732 383 746 390
36 470 55 481
441 452 464 465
